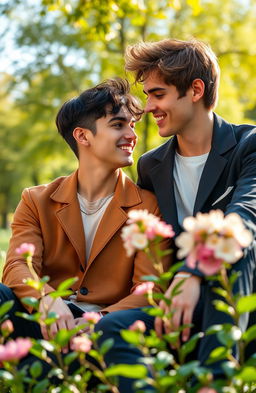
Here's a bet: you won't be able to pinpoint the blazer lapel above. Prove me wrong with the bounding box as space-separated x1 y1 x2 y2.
50 171 86 267
193 114 237 214
149 138 180 235
87 170 142 268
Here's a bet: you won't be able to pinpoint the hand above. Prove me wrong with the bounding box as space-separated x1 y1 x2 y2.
74 317 90 334
39 295 76 342
197 388 217 393
155 274 201 342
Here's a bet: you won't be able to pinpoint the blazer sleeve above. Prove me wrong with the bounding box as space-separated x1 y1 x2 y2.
225 144 256 238
3 188 56 306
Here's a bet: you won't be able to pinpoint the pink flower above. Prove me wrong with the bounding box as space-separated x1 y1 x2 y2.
0 338 32 362
146 221 174 240
82 312 101 324
121 209 174 257
129 320 146 333
134 282 154 295
176 210 253 275
71 335 92 353
1 320 14 337
197 389 217 393
16 243 35 258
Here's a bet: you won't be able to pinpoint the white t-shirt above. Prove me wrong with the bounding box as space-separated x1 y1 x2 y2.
65 192 113 313
173 151 209 227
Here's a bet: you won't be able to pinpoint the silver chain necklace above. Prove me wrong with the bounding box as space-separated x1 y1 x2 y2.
78 193 114 216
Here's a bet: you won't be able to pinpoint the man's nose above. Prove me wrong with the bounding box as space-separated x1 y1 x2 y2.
124 127 137 141
144 99 155 113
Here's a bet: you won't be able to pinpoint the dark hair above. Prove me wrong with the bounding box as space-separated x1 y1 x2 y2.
125 38 220 109
56 78 143 157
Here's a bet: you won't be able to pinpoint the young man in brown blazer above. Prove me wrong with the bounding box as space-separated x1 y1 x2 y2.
0 79 169 353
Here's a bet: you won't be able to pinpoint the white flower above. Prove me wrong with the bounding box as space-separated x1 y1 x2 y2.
131 233 148 250
175 232 194 259
223 213 253 247
214 237 243 263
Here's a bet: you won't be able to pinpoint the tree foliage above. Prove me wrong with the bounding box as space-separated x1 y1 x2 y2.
0 0 256 227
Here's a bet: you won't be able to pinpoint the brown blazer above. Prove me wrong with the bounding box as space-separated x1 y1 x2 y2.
3 170 171 313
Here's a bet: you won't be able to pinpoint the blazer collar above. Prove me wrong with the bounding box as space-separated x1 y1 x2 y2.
50 170 79 204
49 170 85 267
50 169 143 269
194 113 237 213
211 113 237 154
148 137 181 235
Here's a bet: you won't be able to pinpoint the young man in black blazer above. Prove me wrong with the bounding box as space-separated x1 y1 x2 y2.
96 39 256 393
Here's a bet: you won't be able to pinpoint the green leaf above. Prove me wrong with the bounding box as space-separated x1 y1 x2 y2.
145 335 164 348
30 361 43 378
213 287 228 298
163 331 180 345
56 277 78 292
23 278 44 291
243 325 256 345
49 289 73 298
141 275 159 282
29 345 48 361
64 351 79 366
54 328 76 346
193 366 213 384
99 338 114 356
105 364 147 379
0 300 14 317
237 294 256 313
180 332 204 363
120 330 142 345
235 366 256 382
213 300 235 316
169 262 185 273
221 361 237 378
88 349 101 362
217 326 242 348
44 312 58 325
144 307 164 317
205 324 223 335
40 276 50 284
207 346 230 364
171 279 186 297
32 379 49 393
157 374 177 386
21 296 39 310
159 271 174 281
15 311 41 322
178 360 200 377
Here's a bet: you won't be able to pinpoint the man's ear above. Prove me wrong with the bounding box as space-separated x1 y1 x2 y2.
73 127 91 147
191 79 205 103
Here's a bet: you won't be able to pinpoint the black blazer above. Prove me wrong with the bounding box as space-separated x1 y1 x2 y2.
137 113 256 277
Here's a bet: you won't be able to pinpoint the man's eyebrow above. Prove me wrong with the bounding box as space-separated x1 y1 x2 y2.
107 116 128 124
143 87 166 95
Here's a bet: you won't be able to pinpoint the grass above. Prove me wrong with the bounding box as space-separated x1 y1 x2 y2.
0 228 11 278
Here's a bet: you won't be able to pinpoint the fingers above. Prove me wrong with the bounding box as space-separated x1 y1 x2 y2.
155 300 169 337
182 307 193 342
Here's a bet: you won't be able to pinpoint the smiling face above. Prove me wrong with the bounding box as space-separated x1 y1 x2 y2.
143 71 195 138
86 106 138 170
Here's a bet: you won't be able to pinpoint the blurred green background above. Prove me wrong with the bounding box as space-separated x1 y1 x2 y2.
0 0 256 265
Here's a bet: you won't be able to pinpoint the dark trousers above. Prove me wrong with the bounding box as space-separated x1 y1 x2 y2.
95 261 256 393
